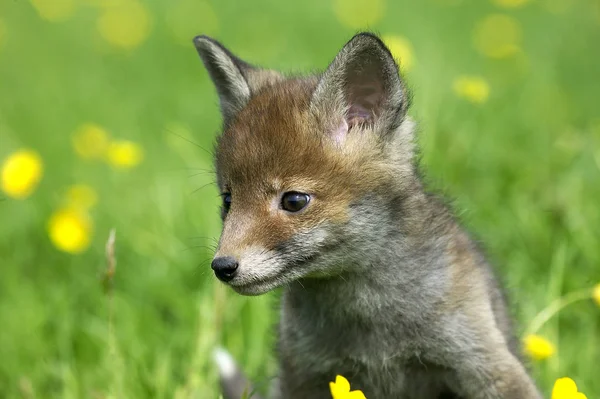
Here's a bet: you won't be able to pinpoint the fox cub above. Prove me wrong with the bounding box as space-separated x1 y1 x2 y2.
193 33 542 399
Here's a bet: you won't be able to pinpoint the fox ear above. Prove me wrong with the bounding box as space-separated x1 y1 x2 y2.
311 33 407 143
193 36 283 125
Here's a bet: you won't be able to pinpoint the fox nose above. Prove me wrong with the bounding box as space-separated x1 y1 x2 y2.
211 256 239 282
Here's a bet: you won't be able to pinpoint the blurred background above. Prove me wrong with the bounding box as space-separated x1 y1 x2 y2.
1 0 599 397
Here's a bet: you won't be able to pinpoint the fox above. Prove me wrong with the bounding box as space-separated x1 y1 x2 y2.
192 32 543 399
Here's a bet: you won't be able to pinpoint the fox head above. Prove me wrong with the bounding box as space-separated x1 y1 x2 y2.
194 33 419 295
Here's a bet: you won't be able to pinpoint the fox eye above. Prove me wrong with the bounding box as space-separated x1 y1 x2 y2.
222 193 232 214
281 192 310 213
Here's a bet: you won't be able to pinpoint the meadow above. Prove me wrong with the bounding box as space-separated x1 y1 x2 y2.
0 0 599 398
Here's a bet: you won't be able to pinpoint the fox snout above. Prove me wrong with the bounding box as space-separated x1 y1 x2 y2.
210 211 337 295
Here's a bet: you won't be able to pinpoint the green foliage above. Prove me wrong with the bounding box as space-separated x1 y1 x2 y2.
0 0 599 397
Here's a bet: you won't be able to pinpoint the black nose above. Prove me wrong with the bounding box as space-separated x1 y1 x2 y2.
211 256 239 282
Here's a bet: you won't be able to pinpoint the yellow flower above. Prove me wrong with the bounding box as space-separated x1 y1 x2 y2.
593 283 600 307
1 150 43 199
453 76 490 104
329 375 366 399
65 184 98 210
72 124 110 160
382 35 415 72
106 140 144 168
166 0 219 45
48 208 92 254
97 0 152 50
492 0 531 8
30 0 77 22
333 0 384 29
473 14 522 59
523 334 555 360
552 377 588 399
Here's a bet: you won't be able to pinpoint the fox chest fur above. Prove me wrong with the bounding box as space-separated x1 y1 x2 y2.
278 279 453 398
193 33 542 399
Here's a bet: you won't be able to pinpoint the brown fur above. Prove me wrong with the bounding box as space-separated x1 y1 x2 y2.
216 78 390 253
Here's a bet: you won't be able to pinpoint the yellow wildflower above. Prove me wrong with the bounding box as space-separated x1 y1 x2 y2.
166 0 219 45
492 0 531 8
453 76 490 104
333 0 384 29
592 283 600 307
65 184 98 210
382 35 415 72
329 375 366 399
552 377 588 399
523 334 555 360
106 140 144 168
97 0 152 50
48 208 92 254
72 124 110 160
1 150 43 199
30 0 76 22
473 14 522 59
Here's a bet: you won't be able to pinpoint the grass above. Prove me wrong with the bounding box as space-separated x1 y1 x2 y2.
0 0 599 397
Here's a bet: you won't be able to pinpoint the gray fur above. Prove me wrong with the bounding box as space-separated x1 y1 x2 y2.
193 35 283 126
311 33 408 137
277 191 535 398
193 33 541 399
